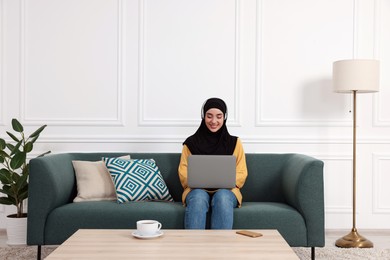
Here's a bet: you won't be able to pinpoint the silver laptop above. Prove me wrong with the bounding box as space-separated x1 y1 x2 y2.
187 155 236 189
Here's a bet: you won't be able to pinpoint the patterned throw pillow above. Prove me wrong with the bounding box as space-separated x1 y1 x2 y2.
104 157 173 203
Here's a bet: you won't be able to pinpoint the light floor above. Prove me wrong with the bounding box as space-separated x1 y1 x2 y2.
0 229 389 249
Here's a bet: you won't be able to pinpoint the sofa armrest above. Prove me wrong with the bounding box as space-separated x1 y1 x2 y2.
27 154 76 245
281 154 325 247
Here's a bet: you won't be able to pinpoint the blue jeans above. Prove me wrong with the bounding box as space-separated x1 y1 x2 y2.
185 189 238 229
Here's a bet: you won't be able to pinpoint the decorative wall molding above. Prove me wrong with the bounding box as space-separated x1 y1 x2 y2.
138 0 241 127
32 135 185 144
19 0 126 126
243 136 390 145
320 155 354 214
255 0 356 127
373 0 390 127
374 96 390 127
372 153 390 214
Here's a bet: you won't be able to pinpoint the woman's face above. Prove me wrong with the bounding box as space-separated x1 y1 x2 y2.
204 108 224 132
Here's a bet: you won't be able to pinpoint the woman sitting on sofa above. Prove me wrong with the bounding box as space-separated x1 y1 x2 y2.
178 97 248 229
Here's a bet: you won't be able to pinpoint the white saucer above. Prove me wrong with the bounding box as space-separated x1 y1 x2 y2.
132 230 164 239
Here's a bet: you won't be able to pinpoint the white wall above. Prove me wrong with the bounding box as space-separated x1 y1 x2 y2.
0 0 389 229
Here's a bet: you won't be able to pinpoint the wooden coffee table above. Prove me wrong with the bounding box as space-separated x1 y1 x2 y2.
46 229 299 259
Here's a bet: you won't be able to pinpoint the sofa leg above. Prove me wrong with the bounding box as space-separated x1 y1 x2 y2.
37 245 41 260
311 247 315 260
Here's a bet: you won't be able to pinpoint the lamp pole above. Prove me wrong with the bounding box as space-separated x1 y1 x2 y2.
353 89 357 231
335 90 373 248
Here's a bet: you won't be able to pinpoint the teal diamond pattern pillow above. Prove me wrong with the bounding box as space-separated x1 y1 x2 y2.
104 157 173 203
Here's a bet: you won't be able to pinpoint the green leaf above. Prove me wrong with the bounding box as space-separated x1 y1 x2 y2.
18 183 28 200
1 184 12 191
0 168 11 175
0 175 10 184
0 150 10 160
19 181 28 191
0 138 6 150
0 177 11 185
0 187 15 198
37 151 51 158
10 152 26 170
6 143 15 151
10 171 20 182
10 140 22 156
0 197 15 205
0 169 12 184
15 172 28 192
6 131 19 142
24 142 33 153
28 125 47 139
30 135 38 144
11 118 24 133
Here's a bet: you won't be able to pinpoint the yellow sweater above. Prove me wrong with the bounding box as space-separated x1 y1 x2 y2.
178 138 248 207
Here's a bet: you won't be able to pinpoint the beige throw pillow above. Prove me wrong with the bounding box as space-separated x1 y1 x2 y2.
72 155 130 202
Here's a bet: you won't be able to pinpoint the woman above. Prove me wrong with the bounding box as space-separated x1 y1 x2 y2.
178 97 248 229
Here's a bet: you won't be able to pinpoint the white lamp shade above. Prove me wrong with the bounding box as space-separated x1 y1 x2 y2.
333 59 380 93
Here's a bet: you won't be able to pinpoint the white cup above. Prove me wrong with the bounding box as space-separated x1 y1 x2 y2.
136 220 162 236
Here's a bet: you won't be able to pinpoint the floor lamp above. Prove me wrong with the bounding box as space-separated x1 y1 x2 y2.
333 59 380 248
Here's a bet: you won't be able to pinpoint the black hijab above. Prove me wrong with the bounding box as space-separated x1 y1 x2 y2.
183 98 238 155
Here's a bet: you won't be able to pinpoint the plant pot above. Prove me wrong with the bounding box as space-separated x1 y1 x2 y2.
6 213 27 245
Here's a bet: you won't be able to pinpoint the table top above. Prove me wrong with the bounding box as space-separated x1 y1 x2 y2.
46 229 299 259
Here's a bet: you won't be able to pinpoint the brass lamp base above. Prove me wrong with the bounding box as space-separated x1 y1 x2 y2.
335 228 373 248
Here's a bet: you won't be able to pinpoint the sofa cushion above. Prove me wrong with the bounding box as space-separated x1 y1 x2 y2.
104 158 174 203
72 155 131 202
72 160 117 202
233 202 307 246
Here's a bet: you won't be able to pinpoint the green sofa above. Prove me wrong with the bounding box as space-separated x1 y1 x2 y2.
27 153 324 259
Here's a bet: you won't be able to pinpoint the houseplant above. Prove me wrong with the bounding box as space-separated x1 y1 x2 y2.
0 118 50 244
